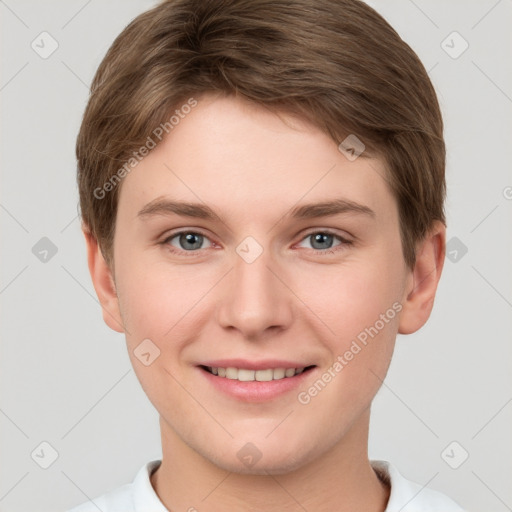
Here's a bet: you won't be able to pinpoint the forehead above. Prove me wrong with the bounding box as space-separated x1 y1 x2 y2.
117 94 394 224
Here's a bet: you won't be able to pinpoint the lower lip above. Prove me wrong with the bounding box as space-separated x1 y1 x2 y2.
198 367 316 402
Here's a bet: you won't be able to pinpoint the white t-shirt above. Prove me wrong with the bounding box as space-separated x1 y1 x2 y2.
67 459 466 512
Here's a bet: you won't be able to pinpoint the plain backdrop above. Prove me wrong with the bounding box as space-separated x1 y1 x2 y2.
1 1 511 511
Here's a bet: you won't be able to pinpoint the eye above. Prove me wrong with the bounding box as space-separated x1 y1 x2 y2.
164 231 213 253
297 231 351 253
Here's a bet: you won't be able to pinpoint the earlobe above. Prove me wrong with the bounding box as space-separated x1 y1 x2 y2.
83 228 125 333
398 221 446 335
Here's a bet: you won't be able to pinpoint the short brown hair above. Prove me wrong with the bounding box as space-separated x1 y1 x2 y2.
77 0 445 269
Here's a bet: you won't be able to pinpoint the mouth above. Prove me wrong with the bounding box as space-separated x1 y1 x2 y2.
197 363 317 402
199 365 316 382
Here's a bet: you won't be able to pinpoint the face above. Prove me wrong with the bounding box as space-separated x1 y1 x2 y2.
107 94 412 474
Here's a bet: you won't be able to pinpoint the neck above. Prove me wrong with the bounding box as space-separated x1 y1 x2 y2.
151 409 390 512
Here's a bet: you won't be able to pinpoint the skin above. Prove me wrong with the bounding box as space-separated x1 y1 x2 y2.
85 93 445 512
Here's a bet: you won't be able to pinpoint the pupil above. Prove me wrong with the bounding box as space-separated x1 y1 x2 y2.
311 233 333 250
181 233 202 250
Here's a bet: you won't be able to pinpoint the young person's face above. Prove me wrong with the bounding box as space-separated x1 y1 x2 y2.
92 94 439 474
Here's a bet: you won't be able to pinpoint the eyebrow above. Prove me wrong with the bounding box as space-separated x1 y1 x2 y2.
137 197 375 221
137 197 223 222
290 198 375 219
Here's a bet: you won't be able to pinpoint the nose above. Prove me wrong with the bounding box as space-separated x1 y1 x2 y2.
216 245 294 340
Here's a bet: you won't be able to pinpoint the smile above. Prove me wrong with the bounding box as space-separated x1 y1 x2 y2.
197 360 317 402
202 366 313 381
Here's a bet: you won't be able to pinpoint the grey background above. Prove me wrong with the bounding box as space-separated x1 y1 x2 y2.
1 1 511 511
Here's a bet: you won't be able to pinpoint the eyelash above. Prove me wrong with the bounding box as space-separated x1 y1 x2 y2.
160 229 353 257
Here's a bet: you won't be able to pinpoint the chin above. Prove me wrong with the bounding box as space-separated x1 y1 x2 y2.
203 438 320 476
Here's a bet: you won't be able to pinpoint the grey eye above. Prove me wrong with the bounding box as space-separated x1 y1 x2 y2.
298 232 342 251
167 232 212 251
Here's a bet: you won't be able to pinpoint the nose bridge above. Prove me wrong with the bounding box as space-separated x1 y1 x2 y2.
216 239 293 337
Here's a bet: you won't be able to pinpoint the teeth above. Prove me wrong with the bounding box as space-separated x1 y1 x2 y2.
207 366 307 381
225 367 238 379
238 369 255 381
273 368 285 380
255 369 273 382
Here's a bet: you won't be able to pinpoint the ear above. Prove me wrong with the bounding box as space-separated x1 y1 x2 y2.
398 221 446 335
83 228 125 333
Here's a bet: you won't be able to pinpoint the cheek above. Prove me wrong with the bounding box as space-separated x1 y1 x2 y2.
115 254 221 350
291 251 402 410
296 257 402 345
295 265 399 423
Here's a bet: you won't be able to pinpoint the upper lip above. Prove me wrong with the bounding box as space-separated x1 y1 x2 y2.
198 359 315 370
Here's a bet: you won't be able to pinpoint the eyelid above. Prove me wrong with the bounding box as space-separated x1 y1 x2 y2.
296 227 353 243
161 227 213 242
